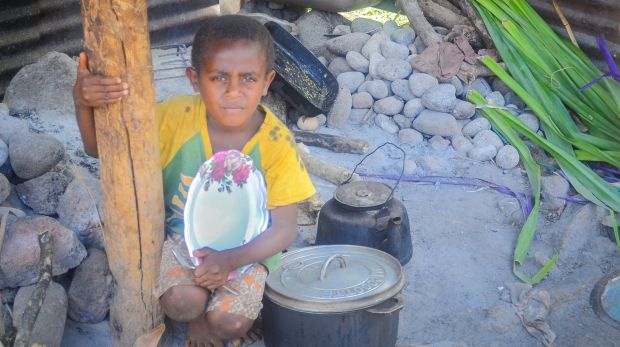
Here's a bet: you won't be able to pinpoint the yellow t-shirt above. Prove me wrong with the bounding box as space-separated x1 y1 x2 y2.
157 95 316 271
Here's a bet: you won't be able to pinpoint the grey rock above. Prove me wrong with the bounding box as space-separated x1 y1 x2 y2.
541 175 570 211
0 107 29 144
5 52 77 117
473 129 504 150
373 96 404 116
14 282 67 347
296 11 335 61
0 216 87 289
506 104 520 116
471 77 492 97
451 76 464 96
345 51 369 73
68 248 112 323
467 145 497 161
351 17 382 34
505 91 525 109
485 303 522 334
361 32 388 59
368 52 386 79
316 114 327 126
57 172 104 233
412 110 459 136
326 33 371 56
76 226 105 251
352 92 374 109
328 57 353 76
391 79 415 101
0 139 7 168
374 114 400 133
0 173 9 203
332 24 351 35
413 36 427 54
337 71 365 93
9 132 64 180
495 145 520 169
462 117 491 137
451 135 474 154
492 78 511 95
376 59 412 81
409 73 439 97
317 56 328 66
393 114 412 129
518 112 540 132
452 100 476 119
16 172 69 215
559 204 605 259
380 40 409 60
327 87 353 128
391 27 416 46
362 80 389 99
399 129 424 145
382 20 399 34
486 91 505 106
422 84 457 113
429 135 450 151
403 98 425 118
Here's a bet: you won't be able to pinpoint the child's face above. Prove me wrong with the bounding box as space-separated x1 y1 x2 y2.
186 40 276 131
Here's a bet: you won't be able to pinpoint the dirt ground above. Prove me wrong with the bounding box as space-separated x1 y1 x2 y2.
49 47 620 346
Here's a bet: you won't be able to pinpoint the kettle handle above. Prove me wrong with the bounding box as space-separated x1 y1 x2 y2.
342 142 406 204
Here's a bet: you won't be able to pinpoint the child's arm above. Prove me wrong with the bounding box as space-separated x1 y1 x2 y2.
193 203 298 290
73 52 129 157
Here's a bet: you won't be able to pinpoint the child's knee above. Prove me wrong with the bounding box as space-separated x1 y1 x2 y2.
160 285 208 322
207 311 253 339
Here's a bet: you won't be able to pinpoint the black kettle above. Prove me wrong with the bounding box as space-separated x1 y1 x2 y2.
315 144 413 265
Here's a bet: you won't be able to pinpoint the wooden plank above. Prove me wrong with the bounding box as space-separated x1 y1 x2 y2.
79 1 165 346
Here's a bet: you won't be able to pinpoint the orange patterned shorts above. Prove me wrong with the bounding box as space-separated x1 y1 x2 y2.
156 237 267 320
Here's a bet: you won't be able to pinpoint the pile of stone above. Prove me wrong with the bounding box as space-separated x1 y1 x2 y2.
295 13 542 171
0 104 110 346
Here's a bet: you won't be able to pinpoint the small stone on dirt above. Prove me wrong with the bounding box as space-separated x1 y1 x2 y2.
328 57 353 76
16 172 69 215
517 112 540 133
429 135 450 151
422 84 457 113
473 129 504 150
541 175 570 211
374 114 399 133
391 79 415 101
351 17 382 33
68 248 112 323
393 114 412 129
380 40 409 60
452 100 476 119
352 92 374 109
376 58 412 81
462 117 491 137
399 128 424 145
471 77 492 97
346 51 369 73
373 96 404 116
361 32 388 59
57 172 104 233
9 132 65 180
486 91 505 106
403 98 425 118
495 145 520 169
362 80 389 99
332 24 351 35
451 135 474 154
326 32 371 56
468 145 497 161
337 71 365 93
412 110 459 136
391 27 416 46
409 72 439 97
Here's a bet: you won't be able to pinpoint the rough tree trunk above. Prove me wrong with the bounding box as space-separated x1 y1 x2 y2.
79 1 165 346
455 0 494 48
419 0 470 28
396 0 442 46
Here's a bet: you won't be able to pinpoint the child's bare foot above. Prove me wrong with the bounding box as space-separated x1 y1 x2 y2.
184 313 225 347
230 318 263 347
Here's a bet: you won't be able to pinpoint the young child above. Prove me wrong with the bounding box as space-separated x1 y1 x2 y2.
73 15 316 347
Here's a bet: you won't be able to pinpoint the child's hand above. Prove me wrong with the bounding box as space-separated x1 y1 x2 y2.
193 247 234 290
73 52 129 108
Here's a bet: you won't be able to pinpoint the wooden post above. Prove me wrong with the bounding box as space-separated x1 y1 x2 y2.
79 1 165 346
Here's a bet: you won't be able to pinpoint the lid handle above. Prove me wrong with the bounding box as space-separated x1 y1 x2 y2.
319 255 347 281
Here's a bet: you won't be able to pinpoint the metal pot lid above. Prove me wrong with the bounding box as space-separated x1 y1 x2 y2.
334 181 392 209
265 245 404 313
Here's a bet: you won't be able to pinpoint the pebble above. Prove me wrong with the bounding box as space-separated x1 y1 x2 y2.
451 76 464 96
518 112 540 132
422 84 457 113
373 96 404 116
328 57 353 76
368 52 386 79
505 104 520 116
505 91 525 109
398 128 424 145
451 135 474 154
317 56 328 66
374 114 400 133
473 129 504 150
16 172 69 215
541 175 570 211
468 145 497 161
413 36 426 54
409 72 439 97
393 114 412 129
361 32 388 59
297 116 320 131
57 172 104 233
376 58 412 81
9 132 65 180
471 77 492 97
326 33 371 56
429 135 450 151
346 51 370 73
380 40 409 60
316 114 327 126
492 78 511 95
382 20 399 34
362 80 389 99
0 139 7 168
391 27 416 46
68 248 112 323
412 110 459 136
0 108 29 145
495 145 520 169
391 79 415 101
486 91 505 106
403 98 425 118
352 92 374 109
333 24 351 35
351 17 382 34
462 117 491 137
327 87 353 128
452 100 476 119
337 71 365 93
0 173 9 203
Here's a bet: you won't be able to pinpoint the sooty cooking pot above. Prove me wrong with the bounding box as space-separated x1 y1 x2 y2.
316 180 413 265
263 245 405 347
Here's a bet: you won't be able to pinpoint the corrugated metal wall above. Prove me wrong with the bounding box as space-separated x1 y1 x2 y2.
0 0 219 99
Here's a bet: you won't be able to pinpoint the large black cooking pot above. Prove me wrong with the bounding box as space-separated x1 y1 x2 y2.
263 245 405 347
316 180 413 265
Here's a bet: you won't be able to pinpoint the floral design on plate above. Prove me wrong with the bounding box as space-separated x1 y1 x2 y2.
198 150 255 193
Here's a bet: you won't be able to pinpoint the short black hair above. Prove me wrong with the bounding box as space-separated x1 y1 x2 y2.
191 15 275 74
